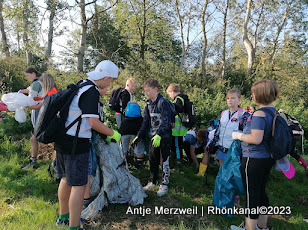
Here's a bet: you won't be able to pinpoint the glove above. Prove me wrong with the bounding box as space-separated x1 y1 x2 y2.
232 132 243 140
105 136 111 143
131 136 139 147
151 134 161 148
109 130 121 142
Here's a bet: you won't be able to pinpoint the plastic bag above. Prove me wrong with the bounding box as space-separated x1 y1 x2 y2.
1 93 36 109
1 93 36 123
15 109 27 123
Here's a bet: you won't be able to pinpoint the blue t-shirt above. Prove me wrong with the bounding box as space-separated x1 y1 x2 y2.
184 130 206 149
241 107 276 158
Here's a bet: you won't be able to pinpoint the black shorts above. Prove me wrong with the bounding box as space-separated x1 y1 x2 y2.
56 150 89 186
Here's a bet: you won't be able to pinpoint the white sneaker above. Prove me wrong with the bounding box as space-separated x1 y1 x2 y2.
230 225 245 230
157 185 168 197
143 182 155 191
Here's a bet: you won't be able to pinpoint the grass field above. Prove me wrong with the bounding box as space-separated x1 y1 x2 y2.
0 113 307 230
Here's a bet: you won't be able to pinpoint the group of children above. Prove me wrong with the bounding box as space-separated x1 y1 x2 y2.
9 61 307 230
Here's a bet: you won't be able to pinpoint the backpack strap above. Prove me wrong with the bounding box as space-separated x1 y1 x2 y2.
175 96 185 106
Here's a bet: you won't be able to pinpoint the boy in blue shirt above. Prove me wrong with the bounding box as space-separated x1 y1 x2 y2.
133 79 172 197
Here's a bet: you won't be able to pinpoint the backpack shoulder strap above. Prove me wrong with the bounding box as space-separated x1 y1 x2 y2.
257 108 278 137
175 96 185 106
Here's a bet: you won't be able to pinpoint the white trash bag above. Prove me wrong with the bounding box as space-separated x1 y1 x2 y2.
15 109 27 123
1 93 36 123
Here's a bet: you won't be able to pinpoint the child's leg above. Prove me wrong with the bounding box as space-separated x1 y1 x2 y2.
58 178 71 215
217 149 226 168
30 135 38 158
149 142 160 184
121 135 132 158
69 185 87 227
160 137 171 185
84 175 91 200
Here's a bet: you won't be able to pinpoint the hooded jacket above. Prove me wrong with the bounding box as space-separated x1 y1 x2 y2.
137 93 172 138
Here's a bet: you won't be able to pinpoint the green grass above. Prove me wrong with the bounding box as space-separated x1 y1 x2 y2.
0 114 307 230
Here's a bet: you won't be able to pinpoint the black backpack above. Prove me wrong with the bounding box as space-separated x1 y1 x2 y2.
177 95 195 129
108 87 125 113
278 109 305 153
34 80 95 144
259 108 295 160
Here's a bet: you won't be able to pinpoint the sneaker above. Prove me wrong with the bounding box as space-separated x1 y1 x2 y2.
22 159 37 170
56 218 69 226
157 184 168 197
230 225 245 230
83 197 95 208
256 224 269 230
143 182 155 191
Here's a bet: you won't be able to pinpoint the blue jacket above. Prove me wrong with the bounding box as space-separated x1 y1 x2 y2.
137 93 172 138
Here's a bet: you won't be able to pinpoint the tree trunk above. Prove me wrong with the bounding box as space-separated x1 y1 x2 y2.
175 0 185 69
139 0 146 60
242 0 255 76
0 0 10 57
201 0 208 79
221 0 229 79
269 0 294 66
77 0 87 72
44 0 56 68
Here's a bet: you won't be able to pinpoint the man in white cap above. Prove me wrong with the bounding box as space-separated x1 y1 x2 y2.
55 60 121 230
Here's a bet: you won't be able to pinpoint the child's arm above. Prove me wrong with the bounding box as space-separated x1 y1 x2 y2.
26 101 43 110
232 110 265 144
88 117 119 140
19 89 29 94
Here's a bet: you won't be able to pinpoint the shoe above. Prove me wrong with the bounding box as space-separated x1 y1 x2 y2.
56 218 69 226
143 182 155 191
22 159 37 170
196 163 207 177
157 184 168 197
83 197 95 208
256 224 269 230
230 225 245 230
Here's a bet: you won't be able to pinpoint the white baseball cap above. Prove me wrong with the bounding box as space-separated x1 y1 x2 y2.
86 60 119 80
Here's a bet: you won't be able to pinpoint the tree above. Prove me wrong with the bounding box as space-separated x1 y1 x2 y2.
76 0 118 72
85 11 130 70
242 0 255 76
200 0 209 78
0 0 10 57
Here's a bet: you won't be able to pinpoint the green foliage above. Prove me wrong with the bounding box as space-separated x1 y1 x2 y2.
85 11 130 71
0 57 27 94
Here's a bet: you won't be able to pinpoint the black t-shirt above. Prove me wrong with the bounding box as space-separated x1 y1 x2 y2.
119 117 143 135
78 86 100 117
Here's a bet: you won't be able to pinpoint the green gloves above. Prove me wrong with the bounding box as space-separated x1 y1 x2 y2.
105 136 111 143
151 134 161 148
109 130 121 142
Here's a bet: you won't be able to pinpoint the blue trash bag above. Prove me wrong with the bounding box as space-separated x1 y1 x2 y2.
212 140 245 217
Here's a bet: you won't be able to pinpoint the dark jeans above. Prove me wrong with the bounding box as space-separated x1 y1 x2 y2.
149 135 171 185
241 157 275 219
